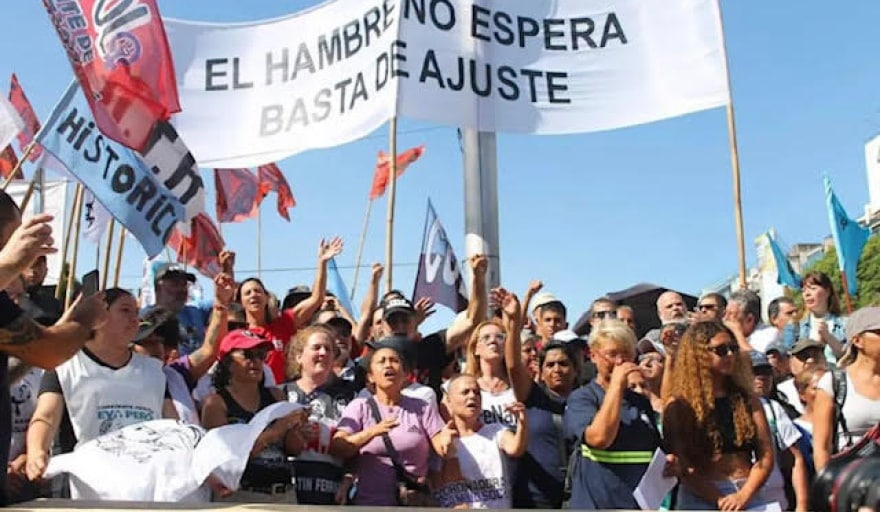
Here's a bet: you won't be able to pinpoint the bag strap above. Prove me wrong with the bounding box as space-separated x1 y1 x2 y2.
367 397 417 484
831 370 851 451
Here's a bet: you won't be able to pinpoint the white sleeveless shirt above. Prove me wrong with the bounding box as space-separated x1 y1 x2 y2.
56 351 166 447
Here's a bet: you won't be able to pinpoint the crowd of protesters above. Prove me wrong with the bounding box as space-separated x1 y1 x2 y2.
0 188 879 509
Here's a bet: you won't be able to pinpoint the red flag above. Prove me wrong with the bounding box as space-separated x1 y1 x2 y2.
214 168 261 223
8 74 43 162
41 0 181 152
369 145 425 200
167 214 224 278
257 163 296 221
0 145 21 179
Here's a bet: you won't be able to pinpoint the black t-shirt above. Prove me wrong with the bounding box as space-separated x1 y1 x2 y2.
514 384 569 508
0 291 25 506
413 329 452 399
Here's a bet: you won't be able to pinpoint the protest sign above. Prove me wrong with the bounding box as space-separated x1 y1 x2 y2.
164 0 728 168
38 82 185 257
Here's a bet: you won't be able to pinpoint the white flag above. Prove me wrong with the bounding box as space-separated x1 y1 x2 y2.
82 191 113 245
0 96 23 149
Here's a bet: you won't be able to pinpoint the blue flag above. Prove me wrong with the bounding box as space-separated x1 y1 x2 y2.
37 82 185 258
825 175 870 295
327 257 357 321
767 232 801 290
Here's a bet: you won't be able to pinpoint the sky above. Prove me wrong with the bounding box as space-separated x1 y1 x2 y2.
2 1 880 330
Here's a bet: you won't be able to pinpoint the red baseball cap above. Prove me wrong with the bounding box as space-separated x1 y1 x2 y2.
217 329 272 360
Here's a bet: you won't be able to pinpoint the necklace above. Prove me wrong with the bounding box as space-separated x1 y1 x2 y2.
478 376 509 394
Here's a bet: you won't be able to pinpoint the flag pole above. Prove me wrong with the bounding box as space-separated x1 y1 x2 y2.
56 183 82 300
101 219 116 289
350 199 374 299
1 141 36 191
716 0 748 289
17 175 39 211
113 227 125 288
64 185 85 309
257 203 262 280
840 271 855 315
384 117 398 293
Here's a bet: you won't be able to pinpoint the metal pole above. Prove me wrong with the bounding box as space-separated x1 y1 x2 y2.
461 129 501 290
384 117 398 293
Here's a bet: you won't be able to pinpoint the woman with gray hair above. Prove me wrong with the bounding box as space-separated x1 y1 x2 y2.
563 319 661 509
812 306 880 471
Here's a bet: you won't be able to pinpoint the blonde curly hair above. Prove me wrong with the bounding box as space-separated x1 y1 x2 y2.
464 319 507 377
670 320 756 458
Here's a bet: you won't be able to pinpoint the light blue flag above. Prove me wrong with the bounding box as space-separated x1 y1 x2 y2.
37 82 185 258
767 232 801 290
328 257 357 321
825 175 870 295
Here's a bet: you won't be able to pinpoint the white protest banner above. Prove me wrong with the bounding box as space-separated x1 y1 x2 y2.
164 0 401 168
164 0 728 168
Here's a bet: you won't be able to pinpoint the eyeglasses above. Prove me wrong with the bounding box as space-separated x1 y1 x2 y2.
235 347 269 361
598 351 630 364
697 304 718 312
479 333 506 344
707 343 739 357
593 310 617 320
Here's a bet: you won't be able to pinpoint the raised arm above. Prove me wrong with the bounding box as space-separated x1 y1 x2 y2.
446 255 488 352
0 214 56 290
293 237 343 329
189 272 234 381
354 263 383 343
520 280 543 324
498 288 532 402
1 293 107 370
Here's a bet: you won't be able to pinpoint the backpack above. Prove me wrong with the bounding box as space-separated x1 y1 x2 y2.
830 369 851 453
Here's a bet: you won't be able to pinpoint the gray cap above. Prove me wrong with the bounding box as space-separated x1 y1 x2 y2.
845 307 880 340
749 350 771 368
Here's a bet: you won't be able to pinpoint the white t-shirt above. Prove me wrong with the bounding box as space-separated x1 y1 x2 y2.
479 388 518 430
164 366 199 426
441 423 510 509
761 398 802 510
749 326 779 353
9 367 44 460
55 351 166 447
776 378 804 415
817 370 880 449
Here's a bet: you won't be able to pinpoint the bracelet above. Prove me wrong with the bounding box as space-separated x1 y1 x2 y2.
213 304 229 312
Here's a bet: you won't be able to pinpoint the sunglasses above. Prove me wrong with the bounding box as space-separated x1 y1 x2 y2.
707 343 739 357
593 310 617 320
697 304 718 311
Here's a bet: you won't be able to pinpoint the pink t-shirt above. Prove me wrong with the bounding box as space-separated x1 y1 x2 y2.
337 395 444 506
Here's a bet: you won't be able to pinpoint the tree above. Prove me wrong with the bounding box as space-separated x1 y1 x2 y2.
799 235 880 311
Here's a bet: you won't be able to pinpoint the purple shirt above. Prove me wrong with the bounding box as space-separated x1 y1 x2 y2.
337 395 443 506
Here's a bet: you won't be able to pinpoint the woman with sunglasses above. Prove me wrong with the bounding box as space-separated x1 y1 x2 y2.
25 289 178 490
461 289 532 430
201 330 307 503
664 321 775 510
799 272 846 365
512 340 579 508
812 306 880 471
235 237 343 384
564 318 660 509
